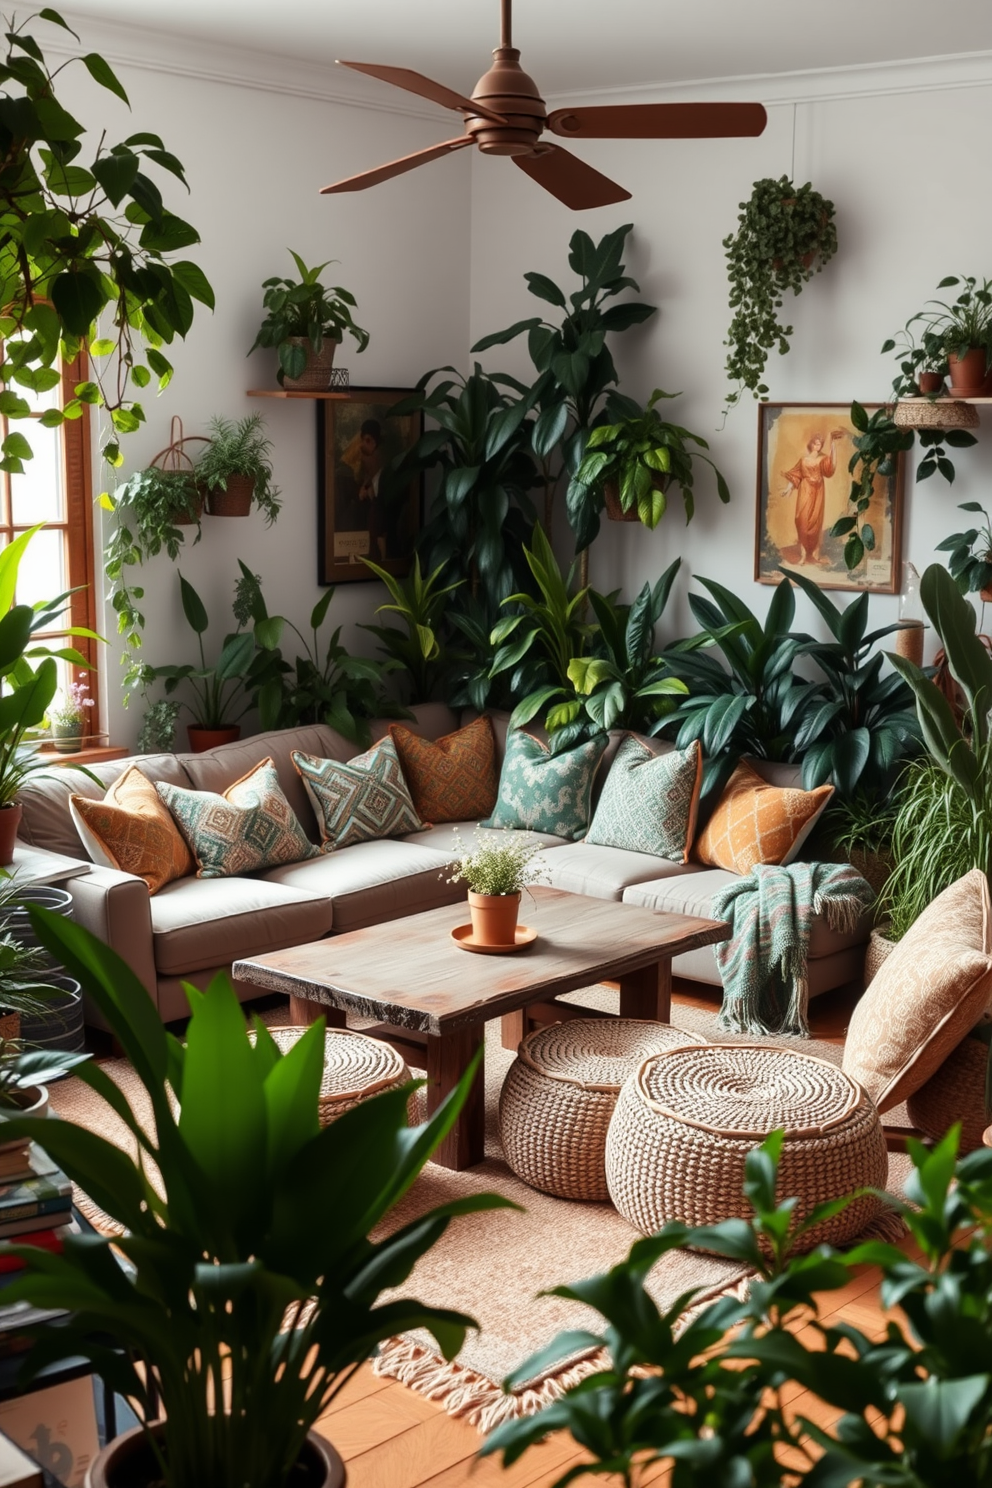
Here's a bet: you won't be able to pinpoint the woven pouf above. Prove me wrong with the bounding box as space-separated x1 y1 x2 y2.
605 1043 887 1251
907 1033 990 1154
498 1019 703 1201
259 1026 410 1126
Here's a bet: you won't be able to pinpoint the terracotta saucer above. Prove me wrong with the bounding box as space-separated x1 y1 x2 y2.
450 924 538 955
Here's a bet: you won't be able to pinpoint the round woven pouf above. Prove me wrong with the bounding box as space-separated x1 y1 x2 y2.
605 1043 887 1251
259 1026 410 1126
498 1019 704 1201
907 1033 989 1154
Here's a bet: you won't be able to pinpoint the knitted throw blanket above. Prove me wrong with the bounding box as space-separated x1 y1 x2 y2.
711 862 875 1037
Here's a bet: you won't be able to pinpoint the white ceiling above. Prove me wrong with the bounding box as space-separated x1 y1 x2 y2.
55 0 992 99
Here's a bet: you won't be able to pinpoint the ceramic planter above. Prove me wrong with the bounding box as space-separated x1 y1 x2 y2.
206 474 254 517
0 1084 49 1150
19 973 84 1056
282 335 341 391
51 723 83 753
0 803 21 866
467 890 521 946
187 725 241 753
947 347 991 396
85 1421 346 1488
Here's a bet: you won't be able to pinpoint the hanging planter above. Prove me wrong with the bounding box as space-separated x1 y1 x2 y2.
204 473 255 517
195 415 281 524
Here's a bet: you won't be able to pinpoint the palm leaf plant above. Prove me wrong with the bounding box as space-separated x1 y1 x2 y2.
142 574 255 733
359 555 462 704
0 908 511 1488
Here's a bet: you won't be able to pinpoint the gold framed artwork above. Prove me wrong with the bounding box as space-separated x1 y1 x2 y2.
754 402 904 594
317 389 422 584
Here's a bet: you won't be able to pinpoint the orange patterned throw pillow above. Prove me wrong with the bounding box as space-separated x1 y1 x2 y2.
389 715 498 825
70 765 194 894
695 761 833 875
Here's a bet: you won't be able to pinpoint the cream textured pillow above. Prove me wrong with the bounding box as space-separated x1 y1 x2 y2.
842 869 992 1112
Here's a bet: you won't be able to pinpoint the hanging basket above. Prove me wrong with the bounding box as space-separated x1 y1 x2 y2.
150 416 209 525
205 474 255 517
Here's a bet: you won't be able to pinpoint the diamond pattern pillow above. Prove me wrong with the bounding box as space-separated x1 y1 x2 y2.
695 761 833 875
292 736 424 851
586 737 702 862
483 729 607 841
389 715 497 824
70 765 193 894
156 758 319 879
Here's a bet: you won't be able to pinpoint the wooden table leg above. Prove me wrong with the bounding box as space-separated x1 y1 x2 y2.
288 995 345 1029
501 1009 526 1051
617 959 672 1022
426 1022 485 1170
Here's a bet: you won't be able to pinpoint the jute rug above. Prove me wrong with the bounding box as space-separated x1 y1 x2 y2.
47 987 911 1431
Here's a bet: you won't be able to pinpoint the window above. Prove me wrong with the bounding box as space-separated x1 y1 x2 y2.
0 354 99 735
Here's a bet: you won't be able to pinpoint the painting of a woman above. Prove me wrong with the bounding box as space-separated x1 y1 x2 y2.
779 429 846 566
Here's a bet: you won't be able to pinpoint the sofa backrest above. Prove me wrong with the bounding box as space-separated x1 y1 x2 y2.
369 703 460 747
17 753 193 857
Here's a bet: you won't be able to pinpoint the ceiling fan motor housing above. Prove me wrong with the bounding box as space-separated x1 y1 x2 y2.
467 47 546 154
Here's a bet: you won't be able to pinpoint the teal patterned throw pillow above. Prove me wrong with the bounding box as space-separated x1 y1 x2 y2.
292 736 424 851
483 730 607 841
156 758 320 879
586 736 702 862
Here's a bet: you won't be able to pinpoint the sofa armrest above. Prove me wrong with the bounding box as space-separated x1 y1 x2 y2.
65 866 157 1013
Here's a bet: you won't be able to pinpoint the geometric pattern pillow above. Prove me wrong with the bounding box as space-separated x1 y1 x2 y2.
842 869 992 1113
388 715 497 824
586 737 702 862
155 758 319 879
695 760 833 875
291 736 424 851
482 729 608 841
70 765 194 894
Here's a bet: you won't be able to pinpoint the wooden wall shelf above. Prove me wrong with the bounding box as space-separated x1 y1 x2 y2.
247 389 352 400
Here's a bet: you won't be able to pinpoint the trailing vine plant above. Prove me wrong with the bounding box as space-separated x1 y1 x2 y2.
828 402 913 573
723 176 837 416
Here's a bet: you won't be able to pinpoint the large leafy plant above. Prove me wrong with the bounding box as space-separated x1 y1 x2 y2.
359 555 461 704
936 500 992 594
140 573 255 735
249 249 369 384
0 909 508 1488
0 10 213 471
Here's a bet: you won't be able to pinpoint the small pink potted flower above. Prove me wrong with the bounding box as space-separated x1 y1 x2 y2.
49 681 95 754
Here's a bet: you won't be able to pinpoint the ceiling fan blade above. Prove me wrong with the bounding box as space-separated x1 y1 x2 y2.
514 144 630 210
320 136 473 194
337 61 507 123
547 102 767 139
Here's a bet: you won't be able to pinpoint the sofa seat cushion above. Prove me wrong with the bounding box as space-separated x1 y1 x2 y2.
403 822 569 855
622 868 870 960
259 839 462 934
150 877 334 976
542 843 704 901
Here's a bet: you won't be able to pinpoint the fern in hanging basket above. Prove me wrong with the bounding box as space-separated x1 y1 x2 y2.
722 176 838 414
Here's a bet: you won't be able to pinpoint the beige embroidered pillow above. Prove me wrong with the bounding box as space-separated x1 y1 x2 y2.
842 869 992 1112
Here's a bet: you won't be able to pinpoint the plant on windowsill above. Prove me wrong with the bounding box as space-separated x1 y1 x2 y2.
47 681 95 755
142 574 255 752
250 249 370 388
445 828 549 948
722 176 837 416
0 909 508 1488
194 414 281 521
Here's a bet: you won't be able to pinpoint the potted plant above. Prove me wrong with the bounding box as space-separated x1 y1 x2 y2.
47 681 95 754
936 501 992 599
569 388 730 527
195 415 281 520
250 250 370 389
0 909 504 1488
145 575 256 751
0 1044 88 1129
888 275 992 396
445 828 548 947
722 176 838 414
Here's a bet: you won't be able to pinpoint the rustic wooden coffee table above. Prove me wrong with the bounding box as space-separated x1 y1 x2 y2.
233 886 729 1170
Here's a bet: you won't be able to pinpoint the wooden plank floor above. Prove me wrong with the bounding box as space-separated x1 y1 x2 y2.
318 978 901 1487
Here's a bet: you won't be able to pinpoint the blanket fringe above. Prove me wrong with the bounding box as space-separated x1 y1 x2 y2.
817 889 869 937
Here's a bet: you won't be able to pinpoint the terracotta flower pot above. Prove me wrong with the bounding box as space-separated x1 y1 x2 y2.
85 1421 345 1488
947 347 990 395
0 803 21 866
917 371 946 395
282 335 341 391
467 890 521 947
186 725 241 753
206 474 254 517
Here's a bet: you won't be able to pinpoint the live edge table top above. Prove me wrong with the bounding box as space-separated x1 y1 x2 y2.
232 886 730 1036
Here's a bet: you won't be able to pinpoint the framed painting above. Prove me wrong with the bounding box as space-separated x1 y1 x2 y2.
317 388 422 584
754 402 904 594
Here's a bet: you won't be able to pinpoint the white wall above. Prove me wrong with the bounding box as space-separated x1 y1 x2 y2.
468 63 992 654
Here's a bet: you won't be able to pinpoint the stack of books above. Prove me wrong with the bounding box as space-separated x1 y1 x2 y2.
0 1141 73 1267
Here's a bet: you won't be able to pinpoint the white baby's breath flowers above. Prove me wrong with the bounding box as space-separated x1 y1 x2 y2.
443 827 549 897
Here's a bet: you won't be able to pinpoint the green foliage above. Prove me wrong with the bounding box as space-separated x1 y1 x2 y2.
885 274 992 372
723 177 837 414
569 388 730 530
444 828 548 897
0 12 212 468
250 248 369 384
359 555 462 704
195 415 281 524
142 573 255 731
472 224 656 551
936 501 992 593
137 696 181 752
0 908 509 1488
829 401 915 571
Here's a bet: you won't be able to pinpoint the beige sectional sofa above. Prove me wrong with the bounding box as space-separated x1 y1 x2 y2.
15 704 871 1024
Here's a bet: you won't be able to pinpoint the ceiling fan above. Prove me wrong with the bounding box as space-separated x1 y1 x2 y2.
321 0 766 210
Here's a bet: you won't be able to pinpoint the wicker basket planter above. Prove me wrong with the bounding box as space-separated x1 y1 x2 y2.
282 336 341 391
258 1026 410 1126
906 1031 990 1153
205 474 254 517
865 926 897 986
498 1018 702 1201
605 1043 887 1252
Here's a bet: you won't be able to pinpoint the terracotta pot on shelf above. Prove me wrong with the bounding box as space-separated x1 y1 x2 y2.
85 1421 345 1488
281 335 341 391
917 371 946 395
205 474 254 518
186 725 241 753
467 890 520 947
947 347 990 396
0 803 22 866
